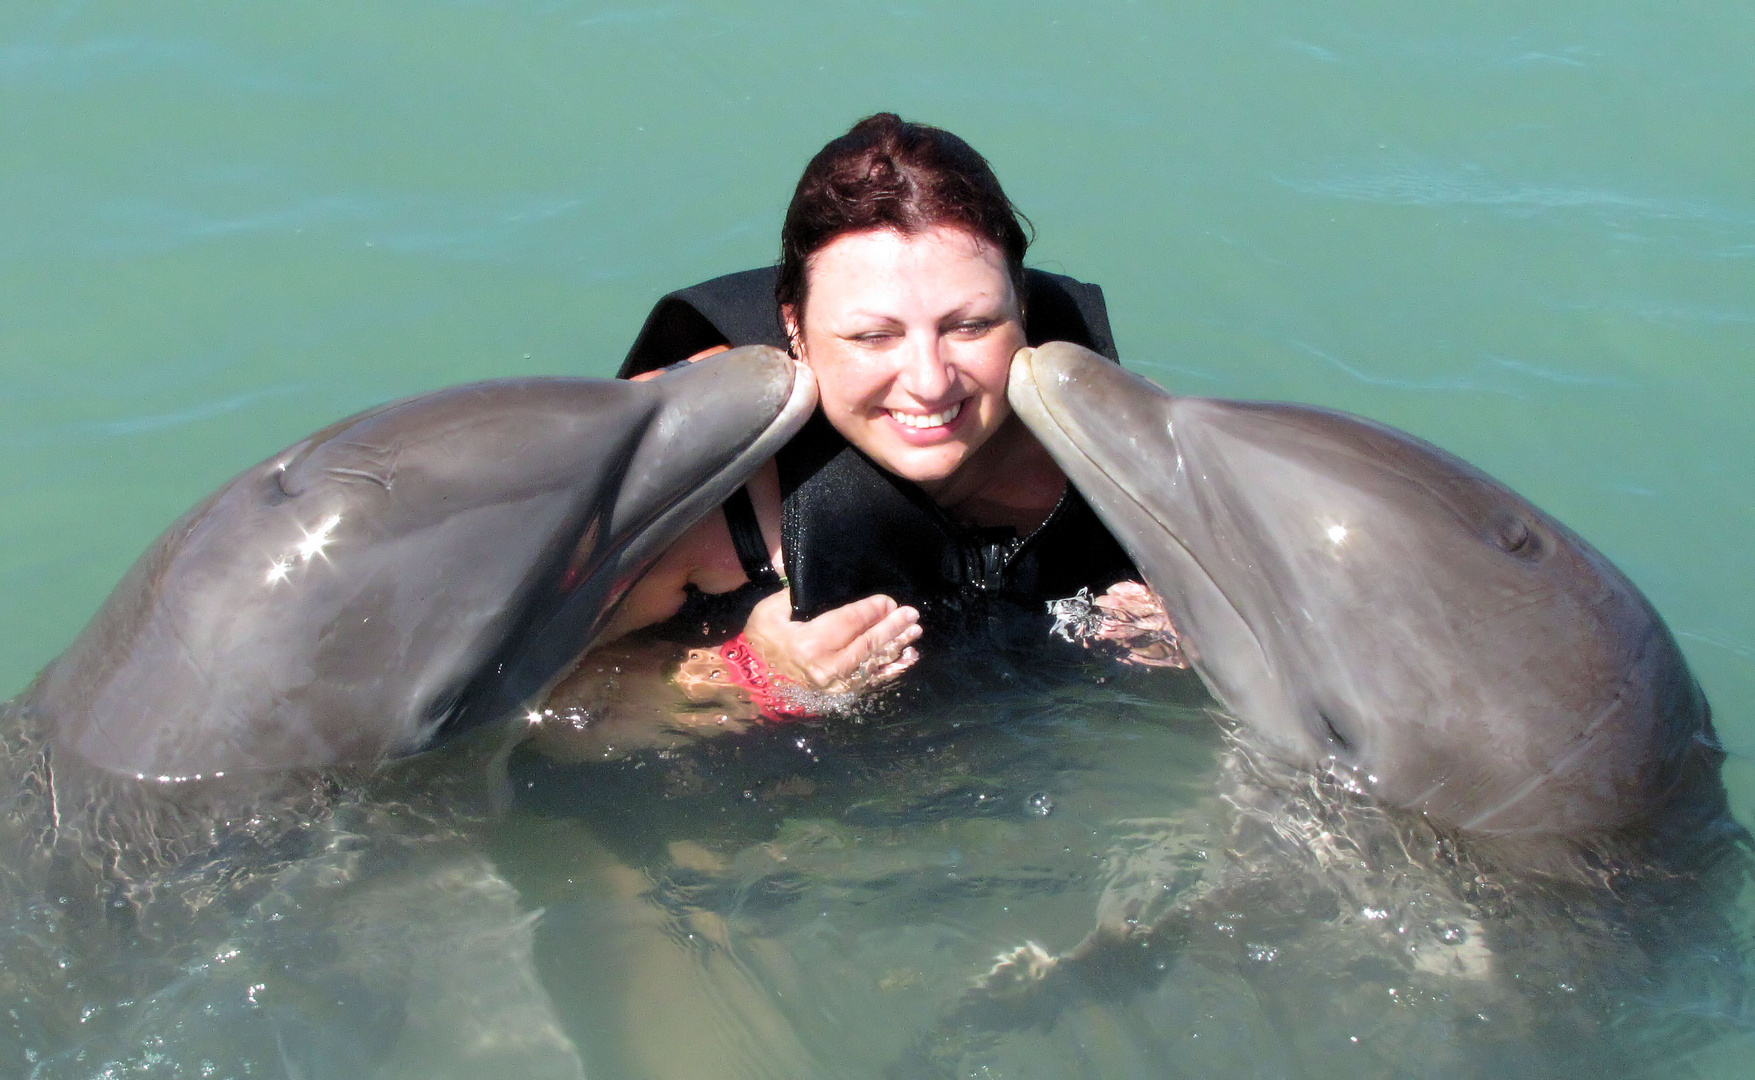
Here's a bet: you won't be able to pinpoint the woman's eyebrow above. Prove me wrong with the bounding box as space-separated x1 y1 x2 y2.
833 296 1011 327
836 310 907 327
936 298 1010 323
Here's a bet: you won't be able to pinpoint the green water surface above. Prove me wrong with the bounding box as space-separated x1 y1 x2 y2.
2 1 1751 1076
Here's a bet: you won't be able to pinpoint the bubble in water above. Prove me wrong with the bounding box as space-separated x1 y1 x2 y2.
1025 792 1054 817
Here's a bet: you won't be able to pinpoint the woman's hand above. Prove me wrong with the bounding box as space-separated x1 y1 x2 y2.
1049 581 1187 668
743 588 921 694
1090 581 1187 668
527 638 759 762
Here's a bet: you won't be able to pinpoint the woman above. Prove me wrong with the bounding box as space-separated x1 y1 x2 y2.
573 114 1176 728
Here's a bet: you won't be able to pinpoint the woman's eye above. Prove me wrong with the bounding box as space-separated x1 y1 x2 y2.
951 320 996 337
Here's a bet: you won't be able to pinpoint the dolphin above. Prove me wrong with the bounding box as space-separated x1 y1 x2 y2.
1009 341 1721 839
29 345 814 779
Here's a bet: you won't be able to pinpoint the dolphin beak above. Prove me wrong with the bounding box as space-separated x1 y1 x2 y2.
634 346 818 521
1009 342 1198 519
1006 345 1049 430
1007 341 1149 493
596 345 816 593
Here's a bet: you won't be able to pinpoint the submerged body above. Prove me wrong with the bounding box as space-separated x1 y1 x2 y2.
1010 341 1723 841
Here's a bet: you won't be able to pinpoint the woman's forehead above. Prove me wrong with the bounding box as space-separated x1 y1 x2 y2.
812 224 996 267
804 226 1015 317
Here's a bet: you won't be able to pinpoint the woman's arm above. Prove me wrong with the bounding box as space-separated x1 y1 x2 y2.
595 504 748 644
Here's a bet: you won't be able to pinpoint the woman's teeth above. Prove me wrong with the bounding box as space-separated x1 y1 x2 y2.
888 401 962 429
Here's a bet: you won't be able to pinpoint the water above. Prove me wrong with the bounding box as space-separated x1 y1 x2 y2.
3 0 1753 1076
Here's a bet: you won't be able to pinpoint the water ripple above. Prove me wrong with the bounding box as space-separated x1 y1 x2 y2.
1283 39 1344 64
1479 352 1634 389
1277 161 1755 242
1289 340 1634 398
1677 630 1755 661
0 384 311 449
0 36 306 94
94 386 306 437
1552 299 1755 329
79 189 598 260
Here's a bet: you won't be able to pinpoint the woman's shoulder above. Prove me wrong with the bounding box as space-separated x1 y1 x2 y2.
1017 269 1118 362
618 268 788 379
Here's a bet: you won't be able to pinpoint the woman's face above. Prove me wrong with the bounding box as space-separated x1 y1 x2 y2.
787 225 1026 492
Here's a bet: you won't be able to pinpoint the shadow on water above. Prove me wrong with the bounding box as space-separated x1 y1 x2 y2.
2 646 1752 1079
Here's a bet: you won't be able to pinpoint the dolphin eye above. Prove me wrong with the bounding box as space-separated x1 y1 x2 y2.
1489 514 1542 560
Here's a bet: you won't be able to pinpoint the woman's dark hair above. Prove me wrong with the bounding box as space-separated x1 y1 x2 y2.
776 113 1032 330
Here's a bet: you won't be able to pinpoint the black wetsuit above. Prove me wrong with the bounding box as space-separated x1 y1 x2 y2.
619 266 1137 652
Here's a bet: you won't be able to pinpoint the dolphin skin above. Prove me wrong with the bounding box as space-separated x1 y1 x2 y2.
1010 341 1722 840
30 345 814 779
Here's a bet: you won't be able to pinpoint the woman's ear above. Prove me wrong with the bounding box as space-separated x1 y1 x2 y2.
781 304 804 361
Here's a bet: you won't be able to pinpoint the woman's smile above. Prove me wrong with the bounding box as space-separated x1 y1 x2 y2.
885 398 965 434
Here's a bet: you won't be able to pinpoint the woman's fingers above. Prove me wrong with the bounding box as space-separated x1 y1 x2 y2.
1092 580 1160 621
834 607 922 688
804 600 920 689
1078 581 1190 669
859 646 926 688
629 344 732 382
853 603 922 659
743 589 922 692
806 593 908 652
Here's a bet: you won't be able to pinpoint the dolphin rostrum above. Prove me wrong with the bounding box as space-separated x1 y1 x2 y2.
31 346 814 779
1009 341 1720 839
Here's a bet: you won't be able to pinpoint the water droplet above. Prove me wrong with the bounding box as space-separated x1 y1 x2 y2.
1026 792 1054 817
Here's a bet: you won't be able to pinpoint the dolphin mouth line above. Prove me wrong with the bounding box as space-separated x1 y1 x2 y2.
649 359 816 530
1009 351 1273 687
1456 619 1658 835
576 357 817 652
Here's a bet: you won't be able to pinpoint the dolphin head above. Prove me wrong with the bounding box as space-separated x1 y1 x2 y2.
1011 342 1712 837
40 346 815 776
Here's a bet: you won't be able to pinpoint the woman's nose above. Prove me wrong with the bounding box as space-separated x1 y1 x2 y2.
894 332 956 401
